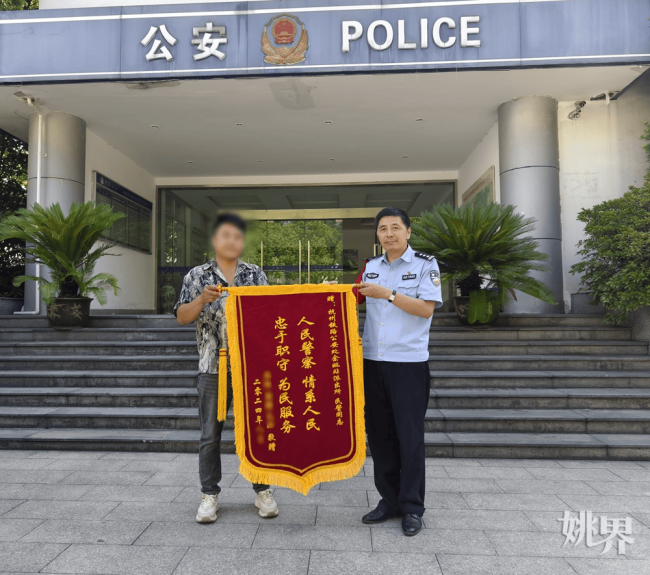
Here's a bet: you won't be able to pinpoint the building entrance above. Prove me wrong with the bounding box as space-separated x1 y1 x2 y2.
156 182 455 313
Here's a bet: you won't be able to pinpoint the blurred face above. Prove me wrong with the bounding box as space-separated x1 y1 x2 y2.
212 222 245 261
376 215 411 255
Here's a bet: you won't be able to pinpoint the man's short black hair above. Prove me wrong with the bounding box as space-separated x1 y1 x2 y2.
212 212 247 235
374 207 411 231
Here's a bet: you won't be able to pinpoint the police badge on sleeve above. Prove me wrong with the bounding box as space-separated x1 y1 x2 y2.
430 270 441 286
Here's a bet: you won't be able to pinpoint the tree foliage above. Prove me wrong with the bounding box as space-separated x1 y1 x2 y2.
242 220 344 284
0 0 40 298
0 202 124 306
570 123 650 323
410 200 556 312
0 130 28 298
0 1 39 10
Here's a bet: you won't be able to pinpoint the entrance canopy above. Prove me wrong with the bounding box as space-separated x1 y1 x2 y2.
0 65 645 180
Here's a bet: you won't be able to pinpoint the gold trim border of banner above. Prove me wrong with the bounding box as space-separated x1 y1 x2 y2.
225 284 366 495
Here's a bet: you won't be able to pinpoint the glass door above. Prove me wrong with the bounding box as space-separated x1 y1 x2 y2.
241 220 344 285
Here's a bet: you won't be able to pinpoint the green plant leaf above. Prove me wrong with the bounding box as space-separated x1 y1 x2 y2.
0 201 123 306
411 200 556 309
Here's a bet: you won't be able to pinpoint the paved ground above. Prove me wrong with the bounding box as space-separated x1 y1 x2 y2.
1 451 650 574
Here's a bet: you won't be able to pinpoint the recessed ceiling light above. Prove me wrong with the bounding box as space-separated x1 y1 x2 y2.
151 125 159 129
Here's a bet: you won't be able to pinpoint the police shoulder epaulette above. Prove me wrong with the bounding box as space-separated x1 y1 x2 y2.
367 254 383 261
414 252 435 261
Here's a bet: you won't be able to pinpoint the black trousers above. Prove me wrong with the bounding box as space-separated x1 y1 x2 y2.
197 373 269 495
363 359 430 517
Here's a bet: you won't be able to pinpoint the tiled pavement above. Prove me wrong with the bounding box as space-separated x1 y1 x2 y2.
1 451 650 574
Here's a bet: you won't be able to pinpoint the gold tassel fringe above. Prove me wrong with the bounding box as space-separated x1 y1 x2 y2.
217 348 228 422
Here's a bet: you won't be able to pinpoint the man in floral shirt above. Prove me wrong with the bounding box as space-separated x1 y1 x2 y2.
174 213 279 523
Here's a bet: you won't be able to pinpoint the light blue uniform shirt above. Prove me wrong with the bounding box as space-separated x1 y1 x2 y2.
362 245 443 362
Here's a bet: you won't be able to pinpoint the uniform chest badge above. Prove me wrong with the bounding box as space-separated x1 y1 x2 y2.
365 272 379 279
262 15 308 65
402 273 417 280
430 271 441 286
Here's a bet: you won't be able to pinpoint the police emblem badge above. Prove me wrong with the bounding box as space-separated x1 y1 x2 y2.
430 270 441 286
261 15 308 65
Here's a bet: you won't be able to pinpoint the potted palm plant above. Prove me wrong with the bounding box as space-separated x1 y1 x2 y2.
410 201 556 327
0 201 124 328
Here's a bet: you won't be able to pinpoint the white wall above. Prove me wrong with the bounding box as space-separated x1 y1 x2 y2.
457 121 500 206
85 129 156 312
558 84 650 307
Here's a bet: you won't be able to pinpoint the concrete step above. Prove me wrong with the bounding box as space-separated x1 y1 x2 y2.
425 432 650 460
427 326 632 341
0 327 196 342
0 341 198 356
423 408 650 434
0 315 180 329
0 356 199 371
6 352 647 373
427 340 647 356
429 355 650 371
1 339 643 358
3 386 649 411
0 326 630 343
431 388 650 410
3 405 650 435
0 371 197 388
0 428 648 459
0 313 620 330
0 387 198 408
430 370 650 389
0 406 199 430
362 313 619 329
0 427 205 453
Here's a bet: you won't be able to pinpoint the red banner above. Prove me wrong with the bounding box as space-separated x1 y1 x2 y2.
225 284 365 494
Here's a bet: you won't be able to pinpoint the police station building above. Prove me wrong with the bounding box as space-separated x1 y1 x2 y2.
1 0 649 315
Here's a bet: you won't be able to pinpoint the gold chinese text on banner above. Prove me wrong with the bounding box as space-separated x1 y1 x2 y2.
222 284 365 495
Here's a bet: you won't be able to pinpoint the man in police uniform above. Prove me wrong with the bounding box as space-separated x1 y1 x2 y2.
358 206 443 536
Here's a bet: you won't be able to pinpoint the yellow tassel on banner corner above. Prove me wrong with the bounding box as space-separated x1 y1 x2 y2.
217 348 228 422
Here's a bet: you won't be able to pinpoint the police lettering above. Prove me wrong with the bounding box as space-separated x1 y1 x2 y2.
341 17 480 53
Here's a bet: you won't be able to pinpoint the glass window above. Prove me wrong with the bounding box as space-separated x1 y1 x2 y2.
127 205 139 248
112 199 127 245
95 173 153 254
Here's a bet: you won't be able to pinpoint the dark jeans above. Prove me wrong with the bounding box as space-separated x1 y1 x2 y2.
197 373 269 495
363 359 430 517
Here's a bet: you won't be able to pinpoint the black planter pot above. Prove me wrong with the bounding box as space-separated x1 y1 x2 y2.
453 293 500 327
46 297 92 328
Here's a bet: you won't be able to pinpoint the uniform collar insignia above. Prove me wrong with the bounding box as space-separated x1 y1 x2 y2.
382 244 414 264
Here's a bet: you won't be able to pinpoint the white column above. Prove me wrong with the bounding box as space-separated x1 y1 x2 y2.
498 96 563 314
23 112 86 313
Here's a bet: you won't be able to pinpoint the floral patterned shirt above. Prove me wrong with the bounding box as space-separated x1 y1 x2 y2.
173 259 269 374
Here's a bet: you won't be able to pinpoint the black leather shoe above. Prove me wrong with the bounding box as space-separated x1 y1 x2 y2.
362 507 397 525
402 513 422 536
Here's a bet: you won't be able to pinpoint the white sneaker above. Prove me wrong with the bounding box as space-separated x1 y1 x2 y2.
254 489 279 518
196 493 219 523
